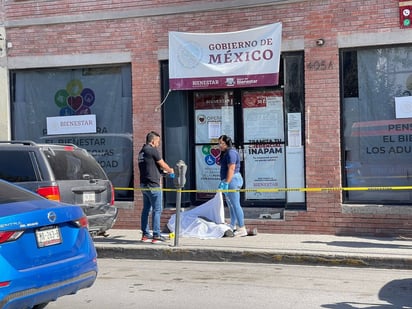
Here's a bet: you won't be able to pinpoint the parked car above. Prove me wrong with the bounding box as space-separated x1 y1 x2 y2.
0 179 97 309
0 141 118 236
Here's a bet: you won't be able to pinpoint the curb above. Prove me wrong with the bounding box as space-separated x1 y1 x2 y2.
95 246 412 270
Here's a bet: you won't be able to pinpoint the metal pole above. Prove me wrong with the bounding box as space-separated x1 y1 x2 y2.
174 186 181 247
172 161 186 247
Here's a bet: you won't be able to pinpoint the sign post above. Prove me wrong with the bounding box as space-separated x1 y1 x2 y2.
173 160 187 247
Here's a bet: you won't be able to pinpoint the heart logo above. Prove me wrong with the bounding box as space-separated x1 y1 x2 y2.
210 148 220 158
67 96 83 111
198 114 206 124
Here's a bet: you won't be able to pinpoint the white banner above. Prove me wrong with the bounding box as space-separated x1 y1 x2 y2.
47 114 96 135
169 23 282 90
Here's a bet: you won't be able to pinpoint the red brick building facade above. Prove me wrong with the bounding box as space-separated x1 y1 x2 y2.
2 0 412 236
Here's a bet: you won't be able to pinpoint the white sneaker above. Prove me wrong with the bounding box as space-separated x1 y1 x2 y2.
234 226 247 237
230 225 238 232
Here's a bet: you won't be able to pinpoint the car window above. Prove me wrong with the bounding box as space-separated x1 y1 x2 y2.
0 181 42 204
0 151 38 182
43 148 107 180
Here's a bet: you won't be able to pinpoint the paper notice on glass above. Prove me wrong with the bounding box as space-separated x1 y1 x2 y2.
208 121 221 139
221 106 234 138
395 96 412 119
287 113 301 147
242 96 283 141
244 144 285 200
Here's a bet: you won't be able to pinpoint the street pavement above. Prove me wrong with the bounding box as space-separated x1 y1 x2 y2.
93 229 412 269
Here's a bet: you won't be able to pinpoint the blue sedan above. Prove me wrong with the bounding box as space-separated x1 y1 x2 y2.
0 180 98 309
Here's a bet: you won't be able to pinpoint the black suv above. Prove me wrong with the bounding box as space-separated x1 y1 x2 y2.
0 141 118 236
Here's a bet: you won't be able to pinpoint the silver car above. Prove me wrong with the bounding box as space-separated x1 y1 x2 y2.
0 141 118 236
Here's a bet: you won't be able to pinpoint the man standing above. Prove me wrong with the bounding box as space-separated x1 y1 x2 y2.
138 131 174 244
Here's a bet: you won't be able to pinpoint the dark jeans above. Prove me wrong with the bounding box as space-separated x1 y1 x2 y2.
140 184 163 237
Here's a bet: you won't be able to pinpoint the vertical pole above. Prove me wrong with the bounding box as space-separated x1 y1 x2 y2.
174 186 181 247
173 161 186 247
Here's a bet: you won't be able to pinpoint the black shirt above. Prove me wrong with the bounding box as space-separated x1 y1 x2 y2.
138 144 162 187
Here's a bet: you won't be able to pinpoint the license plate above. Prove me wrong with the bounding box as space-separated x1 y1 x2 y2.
35 226 61 248
83 192 96 203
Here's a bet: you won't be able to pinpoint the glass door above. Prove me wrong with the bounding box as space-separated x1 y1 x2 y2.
193 90 234 200
241 90 286 205
193 88 287 206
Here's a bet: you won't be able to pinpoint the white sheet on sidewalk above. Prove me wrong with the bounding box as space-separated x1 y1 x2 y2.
167 192 231 239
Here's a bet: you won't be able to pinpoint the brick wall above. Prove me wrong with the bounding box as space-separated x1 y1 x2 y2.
4 0 412 236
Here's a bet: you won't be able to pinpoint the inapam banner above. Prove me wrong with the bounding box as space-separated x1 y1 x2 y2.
169 23 282 90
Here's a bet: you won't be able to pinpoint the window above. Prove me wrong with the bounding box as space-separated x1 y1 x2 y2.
161 52 305 208
10 65 133 201
0 182 42 205
342 46 412 203
160 61 192 207
0 151 37 182
44 148 107 181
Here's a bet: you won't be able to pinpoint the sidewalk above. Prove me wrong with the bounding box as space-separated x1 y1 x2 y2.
93 229 412 269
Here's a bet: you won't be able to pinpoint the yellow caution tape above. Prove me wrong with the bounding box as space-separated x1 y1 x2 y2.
114 186 412 193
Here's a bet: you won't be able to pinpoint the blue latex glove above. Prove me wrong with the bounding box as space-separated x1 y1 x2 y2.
218 181 229 191
169 173 175 179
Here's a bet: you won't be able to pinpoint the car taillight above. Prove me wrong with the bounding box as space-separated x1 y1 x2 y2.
0 231 24 244
73 216 89 229
37 186 61 201
0 281 11 288
110 183 115 206
64 145 75 151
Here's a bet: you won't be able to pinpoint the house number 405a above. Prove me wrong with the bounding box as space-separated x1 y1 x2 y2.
306 60 333 71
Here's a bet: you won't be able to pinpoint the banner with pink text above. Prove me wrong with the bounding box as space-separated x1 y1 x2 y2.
169 23 282 90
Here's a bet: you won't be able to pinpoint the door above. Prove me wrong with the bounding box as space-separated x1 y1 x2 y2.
193 90 235 200
241 89 286 206
193 88 287 206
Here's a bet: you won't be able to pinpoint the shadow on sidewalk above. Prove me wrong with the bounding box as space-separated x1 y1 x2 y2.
93 235 137 245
